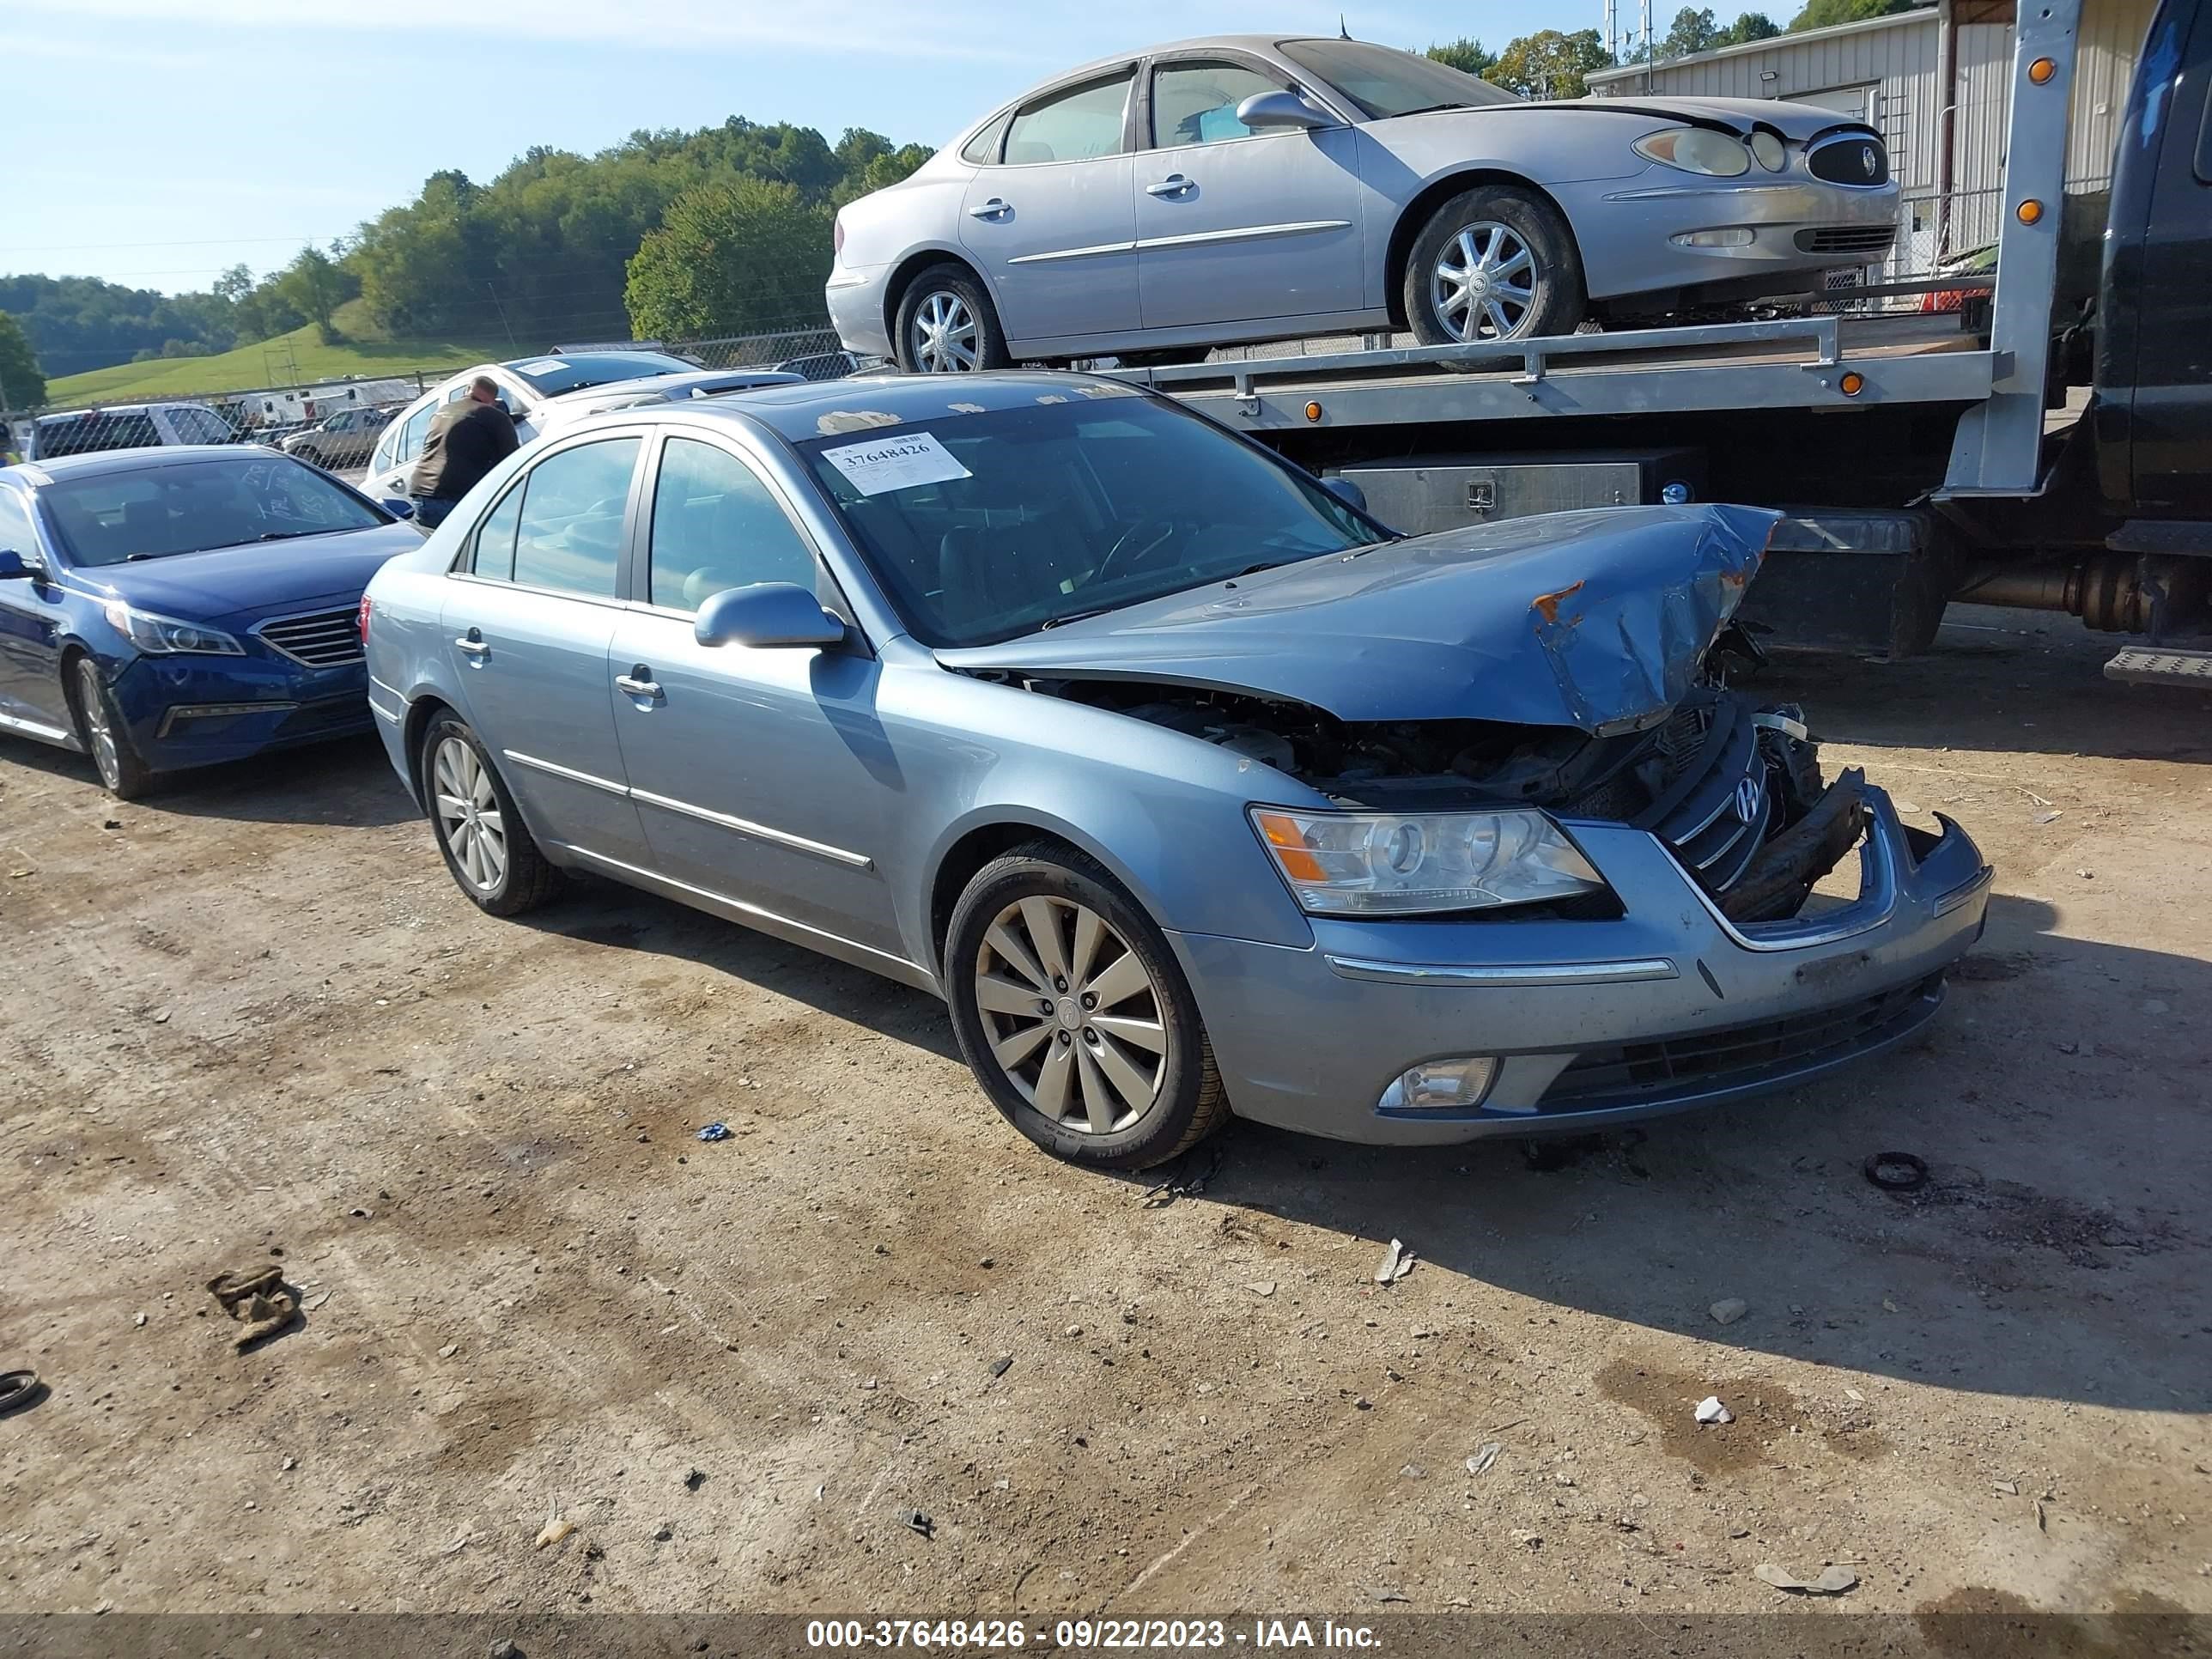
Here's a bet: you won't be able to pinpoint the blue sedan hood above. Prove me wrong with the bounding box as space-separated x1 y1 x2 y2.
935 505 1774 734
74 523 421 623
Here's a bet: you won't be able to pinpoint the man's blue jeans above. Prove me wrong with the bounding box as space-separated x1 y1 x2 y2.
411 496 455 528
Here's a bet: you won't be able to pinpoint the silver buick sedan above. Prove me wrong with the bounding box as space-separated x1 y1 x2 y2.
829 34 1899 370
362 374 1989 1170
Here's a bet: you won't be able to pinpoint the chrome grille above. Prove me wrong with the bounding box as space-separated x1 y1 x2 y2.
256 607 363 667
1629 696 1774 895
1796 226 1897 254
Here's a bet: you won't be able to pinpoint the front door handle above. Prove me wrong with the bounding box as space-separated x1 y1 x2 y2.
968 197 1011 219
616 668 663 700
455 629 489 658
1146 174 1194 198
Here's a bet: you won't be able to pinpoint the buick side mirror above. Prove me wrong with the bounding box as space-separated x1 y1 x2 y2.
1237 90 1333 131
1322 476 1369 514
694 582 847 650
380 497 416 520
0 548 37 580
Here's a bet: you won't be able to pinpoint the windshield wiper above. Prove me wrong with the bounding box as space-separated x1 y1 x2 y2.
1038 607 1114 630
1391 101 1471 117
257 527 334 542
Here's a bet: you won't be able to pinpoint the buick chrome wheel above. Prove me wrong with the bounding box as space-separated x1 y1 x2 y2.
1430 221 1538 341
973 896 1169 1135
433 736 507 894
909 291 978 372
76 659 120 791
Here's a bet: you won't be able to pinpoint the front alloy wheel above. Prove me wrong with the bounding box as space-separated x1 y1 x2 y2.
71 656 153 799
1430 222 1539 342
975 896 1168 1136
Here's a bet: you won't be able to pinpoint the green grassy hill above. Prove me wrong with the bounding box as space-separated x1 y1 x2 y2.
42 301 513 405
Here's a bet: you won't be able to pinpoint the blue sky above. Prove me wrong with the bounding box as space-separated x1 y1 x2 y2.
3 1 1771 293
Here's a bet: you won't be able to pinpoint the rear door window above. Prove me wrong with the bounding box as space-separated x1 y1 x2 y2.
1005 71 1133 164
506 437 642 598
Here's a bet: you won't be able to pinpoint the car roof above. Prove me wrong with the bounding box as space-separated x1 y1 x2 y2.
615 370 1149 443
548 367 804 406
35 401 209 420
2 444 281 485
1032 33 1334 86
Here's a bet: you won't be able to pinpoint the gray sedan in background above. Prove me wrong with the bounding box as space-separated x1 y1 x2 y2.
829 34 1898 370
362 374 1988 1170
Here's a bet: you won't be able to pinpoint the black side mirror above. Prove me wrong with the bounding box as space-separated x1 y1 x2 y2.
0 548 40 580
1322 476 1369 515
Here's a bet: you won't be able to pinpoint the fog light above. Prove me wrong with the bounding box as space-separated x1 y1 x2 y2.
1661 481 1692 504
1669 227 1755 248
1387 1056 1498 1111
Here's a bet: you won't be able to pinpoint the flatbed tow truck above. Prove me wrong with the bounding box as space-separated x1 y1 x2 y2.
1121 0 2212 687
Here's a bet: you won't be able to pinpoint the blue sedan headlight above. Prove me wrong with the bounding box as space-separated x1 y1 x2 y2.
101 600 246 656
1251 806 1606 916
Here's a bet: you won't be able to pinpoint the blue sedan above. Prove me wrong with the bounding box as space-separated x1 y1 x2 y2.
0 447 423 797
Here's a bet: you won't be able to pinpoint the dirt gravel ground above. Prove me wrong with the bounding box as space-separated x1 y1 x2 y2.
1 608 2208 1635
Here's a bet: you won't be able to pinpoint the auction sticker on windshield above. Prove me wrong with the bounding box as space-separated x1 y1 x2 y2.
821 431 971 496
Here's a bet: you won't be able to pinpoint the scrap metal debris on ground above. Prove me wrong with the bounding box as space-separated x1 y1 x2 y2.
1754 1563 1858 1595
1372 1239 1415 1285
1140 1146 1224 1208
205 1267 298 1352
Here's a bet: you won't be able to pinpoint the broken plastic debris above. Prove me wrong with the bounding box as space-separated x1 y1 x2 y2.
896 1507 934 1537
1695 1396 1734 1425
1754 1563 1857 1595
696 1122 732 1143
1466 1442 1503 1477
1371 1239 1413 1284
533 1514 577 1551
1709 1297 1748 1325
1248 1282 1276 1297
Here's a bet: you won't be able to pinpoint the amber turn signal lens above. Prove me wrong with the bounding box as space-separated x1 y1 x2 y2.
2028 57 2057 84
2017 198 2045 224
1839 371 1865 397
1304 401 1323 422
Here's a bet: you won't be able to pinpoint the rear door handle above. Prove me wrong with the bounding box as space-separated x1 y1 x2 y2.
968 197 1011 219
616 669 663 700
1146 174 1194 197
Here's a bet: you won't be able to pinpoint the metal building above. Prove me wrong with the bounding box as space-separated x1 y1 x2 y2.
1588 0 2155 272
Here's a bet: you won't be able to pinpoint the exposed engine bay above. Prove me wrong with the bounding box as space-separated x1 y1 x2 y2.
1023 653 1869 924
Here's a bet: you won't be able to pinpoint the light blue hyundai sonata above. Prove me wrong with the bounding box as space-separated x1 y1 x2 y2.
362 373 1990 1169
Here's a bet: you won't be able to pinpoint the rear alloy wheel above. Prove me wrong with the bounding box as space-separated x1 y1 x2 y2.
1404 185 1584 346
421 714 561 916
69 656 155 799
945 842 1227 1170
893 263 1010 374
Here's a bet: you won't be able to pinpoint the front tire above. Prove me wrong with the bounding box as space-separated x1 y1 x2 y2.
893 264 1011 374
420 714 562 916
945 842 1227 1170
67 655 155 799
1403 185 1584 346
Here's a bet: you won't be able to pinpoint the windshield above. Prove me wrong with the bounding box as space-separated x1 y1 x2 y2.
1278 39 1520 118
41 455 387 567
797 395 1381 647
504 352 697 397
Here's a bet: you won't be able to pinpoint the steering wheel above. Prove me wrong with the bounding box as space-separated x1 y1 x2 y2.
1091 519 1178 586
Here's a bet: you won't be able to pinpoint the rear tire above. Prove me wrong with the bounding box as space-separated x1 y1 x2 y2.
419 714 562 916
66 654 155 800
893 263 1011 374
945 842 1228 1170
1403 185 1584 347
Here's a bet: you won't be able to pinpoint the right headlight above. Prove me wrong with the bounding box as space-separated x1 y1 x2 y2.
1634 127 1753 178
1250 806 1606 917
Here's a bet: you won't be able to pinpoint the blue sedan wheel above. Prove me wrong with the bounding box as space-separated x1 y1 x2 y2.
70 657 154 799
421 714 562 917
945 842 1227 1170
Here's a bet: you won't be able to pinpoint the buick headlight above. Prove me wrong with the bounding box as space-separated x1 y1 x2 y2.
1250 807 1605 916
1634 127 1752 178
101 600 244 656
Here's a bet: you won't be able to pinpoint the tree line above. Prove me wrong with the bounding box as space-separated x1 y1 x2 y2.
1430 1 1923 100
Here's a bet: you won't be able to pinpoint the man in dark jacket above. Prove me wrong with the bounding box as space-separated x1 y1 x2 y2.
408 376 519 527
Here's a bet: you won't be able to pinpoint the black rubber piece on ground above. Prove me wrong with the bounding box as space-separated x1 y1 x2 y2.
0 1370 44 1416
1863 1151 1930 1192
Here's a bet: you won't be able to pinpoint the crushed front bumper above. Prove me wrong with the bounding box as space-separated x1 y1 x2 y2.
1169 785 1990 1146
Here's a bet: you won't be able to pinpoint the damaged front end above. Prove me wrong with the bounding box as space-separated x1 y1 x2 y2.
1030 657 1863 927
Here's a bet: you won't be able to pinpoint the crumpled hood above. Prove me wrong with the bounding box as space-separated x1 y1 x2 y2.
935 504 1775 735
75 522 420 625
